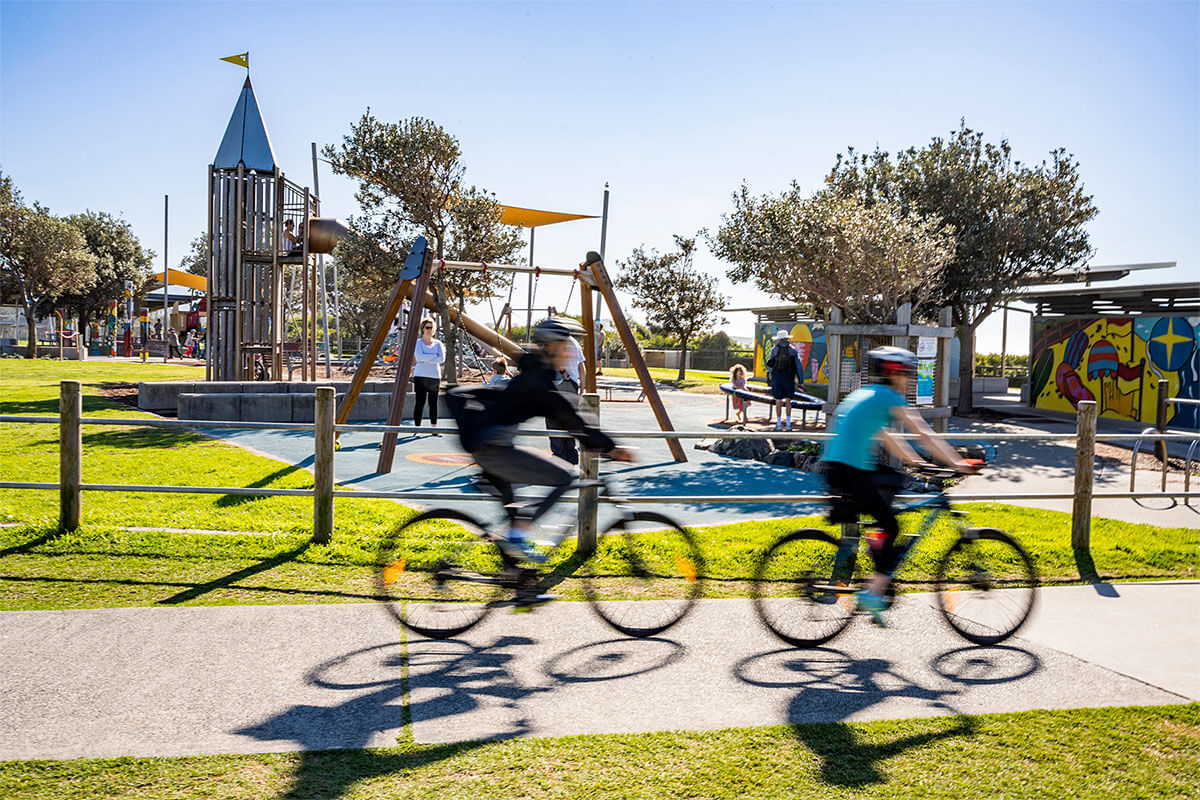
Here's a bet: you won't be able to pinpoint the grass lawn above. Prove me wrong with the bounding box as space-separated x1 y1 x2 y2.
599 365 730 393
1 704 1196 799
1 359 1195 611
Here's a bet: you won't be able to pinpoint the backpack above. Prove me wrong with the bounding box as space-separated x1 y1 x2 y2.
767 344 795 377
445 384 505 452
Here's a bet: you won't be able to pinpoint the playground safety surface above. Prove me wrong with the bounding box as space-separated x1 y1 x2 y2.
0 582 1195 760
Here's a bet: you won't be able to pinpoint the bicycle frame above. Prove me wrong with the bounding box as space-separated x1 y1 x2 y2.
830 490 961 585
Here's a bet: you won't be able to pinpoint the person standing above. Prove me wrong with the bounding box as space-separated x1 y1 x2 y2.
729 363 750 425
183 329 197 358
167 328 183 360
412 318 445 434
548 319 585 466
767 329 798 431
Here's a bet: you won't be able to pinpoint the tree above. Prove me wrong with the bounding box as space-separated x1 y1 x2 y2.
324 114 522 378
178 233 209 277
711 188 956 323
824 122 1097 412
61 211 154 329
616 236 726 381
0 174 98 357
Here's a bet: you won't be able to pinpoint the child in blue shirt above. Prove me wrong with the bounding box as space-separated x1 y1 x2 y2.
822 347 977 625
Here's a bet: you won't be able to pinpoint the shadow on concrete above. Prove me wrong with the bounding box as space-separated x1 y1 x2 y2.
158 543 312 604
236 635 539 800
733 644 1040 788
543 637 685 684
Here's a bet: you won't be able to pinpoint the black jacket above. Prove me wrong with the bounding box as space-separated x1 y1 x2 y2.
474 351 615 452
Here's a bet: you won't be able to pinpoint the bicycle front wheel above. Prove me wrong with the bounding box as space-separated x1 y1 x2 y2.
753 529 859 648
583 511 703 638
935 528 1038 645
375 509 507 639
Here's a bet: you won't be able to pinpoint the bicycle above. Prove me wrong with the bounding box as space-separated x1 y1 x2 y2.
375 473 704 640
752 465 1037 647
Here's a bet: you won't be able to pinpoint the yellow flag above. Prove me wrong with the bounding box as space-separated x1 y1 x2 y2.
220 52 249 68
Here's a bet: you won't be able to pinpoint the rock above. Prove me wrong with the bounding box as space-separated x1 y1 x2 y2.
712 436 772 462
766 450 794 467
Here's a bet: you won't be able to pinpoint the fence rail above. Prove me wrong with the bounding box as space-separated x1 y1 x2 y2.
1 384 1197 551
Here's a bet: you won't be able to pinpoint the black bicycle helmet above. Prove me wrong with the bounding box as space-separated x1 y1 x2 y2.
868 346 917 382
531 316 585 346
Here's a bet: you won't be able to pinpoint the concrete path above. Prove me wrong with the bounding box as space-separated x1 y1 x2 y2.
1 582 1196 760
205 387 1200 529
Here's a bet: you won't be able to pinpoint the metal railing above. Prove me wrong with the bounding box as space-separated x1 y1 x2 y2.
1 384 1198 551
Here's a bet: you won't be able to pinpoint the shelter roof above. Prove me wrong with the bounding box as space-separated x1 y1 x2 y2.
1021 281 1199 316
496 204 596 228
1018 261 1175 286
213 77 277 171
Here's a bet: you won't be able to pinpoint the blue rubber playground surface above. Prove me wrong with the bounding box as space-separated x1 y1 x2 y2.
205 386 831 528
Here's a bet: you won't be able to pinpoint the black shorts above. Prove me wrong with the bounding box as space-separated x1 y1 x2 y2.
823 461 904 573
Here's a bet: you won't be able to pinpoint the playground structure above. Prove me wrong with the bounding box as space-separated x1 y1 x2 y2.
205 77 333 382
187 75 686 467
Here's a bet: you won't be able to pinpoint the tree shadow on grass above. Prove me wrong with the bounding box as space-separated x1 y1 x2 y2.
0 573 379 603
0 528 60 558
157 543 313 604
215 461 313 508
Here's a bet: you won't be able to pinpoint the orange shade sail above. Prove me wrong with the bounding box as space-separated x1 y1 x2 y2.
148 269 207 292
496 204 596 228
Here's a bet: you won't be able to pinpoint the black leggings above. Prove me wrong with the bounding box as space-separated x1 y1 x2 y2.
412 377 440 425
824 462 902 573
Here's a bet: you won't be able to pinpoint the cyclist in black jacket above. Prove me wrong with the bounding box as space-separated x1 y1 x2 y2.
464 317 634 561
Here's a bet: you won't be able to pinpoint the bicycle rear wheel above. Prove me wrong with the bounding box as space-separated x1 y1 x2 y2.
753 529 859 648
376 509 508 639
934 528 1037 645
582 511 703 638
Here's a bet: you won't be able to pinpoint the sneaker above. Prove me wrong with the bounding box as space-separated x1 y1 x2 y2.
858 590 889 628
785 418 793 431
774 419 784 431
497 531 548 564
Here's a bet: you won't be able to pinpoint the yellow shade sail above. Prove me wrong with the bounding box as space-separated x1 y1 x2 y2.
497 204 596 228
148 269 207 292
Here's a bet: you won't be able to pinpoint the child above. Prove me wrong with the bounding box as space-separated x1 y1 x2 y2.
488 357 511 386
729 364 750 424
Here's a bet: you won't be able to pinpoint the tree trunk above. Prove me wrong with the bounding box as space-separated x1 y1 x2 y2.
676 342 687 382
24 313 38 359
955 321 975 415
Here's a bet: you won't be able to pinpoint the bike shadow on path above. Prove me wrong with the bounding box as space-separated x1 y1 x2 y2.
234 634 537 800
734 644 1041 788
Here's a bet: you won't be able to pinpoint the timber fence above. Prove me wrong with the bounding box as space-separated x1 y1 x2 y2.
0 384 1197 556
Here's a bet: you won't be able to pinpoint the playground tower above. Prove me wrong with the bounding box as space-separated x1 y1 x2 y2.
206 77 320 381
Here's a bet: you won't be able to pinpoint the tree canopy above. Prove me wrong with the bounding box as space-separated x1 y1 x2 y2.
824 122 1097 410
324 113 523 377
616 235 726 381
0 173 98 356
61 210 155 324
711 187 956 323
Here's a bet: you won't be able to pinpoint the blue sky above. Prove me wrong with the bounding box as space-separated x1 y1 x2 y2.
2 1 1196 352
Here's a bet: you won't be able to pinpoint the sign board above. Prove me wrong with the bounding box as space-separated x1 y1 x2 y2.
916 336 936 405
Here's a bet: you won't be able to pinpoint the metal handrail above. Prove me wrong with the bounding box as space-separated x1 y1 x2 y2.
1 415 1197 444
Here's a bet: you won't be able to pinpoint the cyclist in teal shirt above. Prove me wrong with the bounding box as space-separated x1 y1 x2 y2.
822 347 977 625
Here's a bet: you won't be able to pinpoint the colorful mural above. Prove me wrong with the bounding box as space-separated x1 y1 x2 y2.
1030 315 1200 429
753 321 829 383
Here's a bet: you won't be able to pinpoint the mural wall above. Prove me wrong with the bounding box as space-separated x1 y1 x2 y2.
1030 315 1200 429
753 321 829 383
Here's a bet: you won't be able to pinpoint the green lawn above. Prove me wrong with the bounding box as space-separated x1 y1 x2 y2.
1 704 1196 799
0 360 1195 611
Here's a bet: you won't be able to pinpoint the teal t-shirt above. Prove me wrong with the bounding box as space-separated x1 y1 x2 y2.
821 383 907 470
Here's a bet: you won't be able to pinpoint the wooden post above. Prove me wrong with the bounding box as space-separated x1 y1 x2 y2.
577 392 601 555
824 306 843 415
313 386 335 544
378 254 435 473
582 252 687 462
934 307 953 434
1071 400 1097 552
59 380 82 532
581 286 597 394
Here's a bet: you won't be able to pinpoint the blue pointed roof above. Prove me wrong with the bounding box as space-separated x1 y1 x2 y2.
213 77 277 171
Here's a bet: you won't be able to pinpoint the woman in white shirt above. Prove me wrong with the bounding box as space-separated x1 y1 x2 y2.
412 318 445 430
